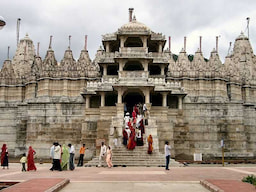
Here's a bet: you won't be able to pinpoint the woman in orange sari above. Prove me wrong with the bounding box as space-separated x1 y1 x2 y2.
147 135 153 154
27 146 37 171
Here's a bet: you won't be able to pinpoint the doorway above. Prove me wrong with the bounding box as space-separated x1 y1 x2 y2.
123 91 144 115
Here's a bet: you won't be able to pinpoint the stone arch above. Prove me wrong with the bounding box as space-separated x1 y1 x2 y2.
123 61 143 71
124 37 143 47
123 89 144 114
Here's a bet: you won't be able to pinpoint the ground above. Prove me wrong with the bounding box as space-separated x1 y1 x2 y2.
0 163 256 191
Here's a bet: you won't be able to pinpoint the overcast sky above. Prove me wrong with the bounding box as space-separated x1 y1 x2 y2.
0 0 256 67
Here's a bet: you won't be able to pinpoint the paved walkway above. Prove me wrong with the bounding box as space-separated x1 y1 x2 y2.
0 163 255 191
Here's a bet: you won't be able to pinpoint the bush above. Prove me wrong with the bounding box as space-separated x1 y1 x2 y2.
242 175 256 186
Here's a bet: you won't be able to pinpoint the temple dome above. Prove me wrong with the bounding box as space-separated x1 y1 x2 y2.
118 16 151 33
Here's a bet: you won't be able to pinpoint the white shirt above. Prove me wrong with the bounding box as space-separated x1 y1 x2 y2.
165 144 171 157
54 145 61 159
125 128 131 138
69 145 75 154
50 145 54 158
100 145 107 157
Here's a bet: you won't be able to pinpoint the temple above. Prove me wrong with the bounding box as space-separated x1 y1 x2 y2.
0 8 255 163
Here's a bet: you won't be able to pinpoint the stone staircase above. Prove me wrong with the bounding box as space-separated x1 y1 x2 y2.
85 109 182 167
85 145 181 167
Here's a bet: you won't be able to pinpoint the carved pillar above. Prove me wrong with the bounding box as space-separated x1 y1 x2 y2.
100 92 105 107
142 36 147 48
143 88 150 104
158 42 163 53
103 65 107 76
178 95 183 109
85 95 91 109
117 88 123 104
106 42 110 53
119 60 124 72
162 92 167 107
160 65 165 75
143 60 148 72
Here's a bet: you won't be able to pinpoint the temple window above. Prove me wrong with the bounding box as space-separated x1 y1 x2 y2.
167 95 178 109
149 64 161 75
105 92 118 106
124 37 143 47
123 61 143 71
151 92 162 106
107 64 118 75
90 95 100 108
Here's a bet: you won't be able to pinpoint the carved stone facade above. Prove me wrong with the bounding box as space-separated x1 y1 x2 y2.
0 9 255 161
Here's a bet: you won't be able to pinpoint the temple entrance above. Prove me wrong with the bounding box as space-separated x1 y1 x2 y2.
123 91 144 115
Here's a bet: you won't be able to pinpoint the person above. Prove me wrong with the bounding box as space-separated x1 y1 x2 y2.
165 141 171 170
127 126 136 150
27 146 37 171
124 112 130 127
50 142 62 171
98 142 106 167
77 144 85 167
106 146 113 168
20 153 27 172
61 144 69 170
147 135 153 154
1 144 8 169
122 127 128 146
112 127 119 147
136 129 143 146
68 143 75 170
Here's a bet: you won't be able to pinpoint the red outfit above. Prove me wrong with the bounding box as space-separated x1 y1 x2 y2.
147 135 153 154
127 127 136 150
27 146 37 171
1 144 8 167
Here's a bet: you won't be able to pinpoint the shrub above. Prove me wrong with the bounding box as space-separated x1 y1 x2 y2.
242 175 256 186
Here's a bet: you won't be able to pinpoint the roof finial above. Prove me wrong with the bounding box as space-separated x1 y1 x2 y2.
129 8 134 22
37 42 40 57
49 35 53 49
184 36 187 52
199 36 202 52
133 15 136 21
84 35 88 51
7 46 10 59
68 35 71 49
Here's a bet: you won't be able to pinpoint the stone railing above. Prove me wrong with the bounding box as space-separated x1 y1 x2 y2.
119 71 149 80
119 47 148 53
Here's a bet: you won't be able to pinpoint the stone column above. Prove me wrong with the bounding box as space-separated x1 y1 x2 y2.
178 95 183 109
120 37 125 48
162 92 167 107
119 60 124 72
103 65 107 76
106 42 110 53
143 89 150 104
100 92 105 107
158 42 163 53
117 88 123 104
85 95 90 109
143 60 148 72
160 65 165 75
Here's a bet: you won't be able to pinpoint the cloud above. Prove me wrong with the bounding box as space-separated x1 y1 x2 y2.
0 0 256 66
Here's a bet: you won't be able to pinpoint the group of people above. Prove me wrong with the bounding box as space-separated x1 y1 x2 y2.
98 142 113 168
123 103 153 154
1 144 37 171
50 142 86 171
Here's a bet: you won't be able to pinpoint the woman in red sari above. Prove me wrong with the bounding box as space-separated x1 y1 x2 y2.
27 146 37 171
147 135 153 154
127 127 136 150
1 144 8 169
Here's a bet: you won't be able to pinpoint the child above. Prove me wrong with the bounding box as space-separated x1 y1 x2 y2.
20 153 27 172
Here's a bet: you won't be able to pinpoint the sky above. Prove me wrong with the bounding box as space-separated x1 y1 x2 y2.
0 0 256 66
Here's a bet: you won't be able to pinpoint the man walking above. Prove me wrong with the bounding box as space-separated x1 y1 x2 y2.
98 142 106 167
68 143 75 170
165 141 171 170
77 144 85 167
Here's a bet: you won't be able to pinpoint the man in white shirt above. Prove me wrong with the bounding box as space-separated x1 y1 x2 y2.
98 142 106 167
50 142 62 171
68 143 75 170
165 141 171 170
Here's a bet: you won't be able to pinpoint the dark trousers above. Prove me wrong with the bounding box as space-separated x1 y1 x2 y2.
69 153 75 170
51 159 62 171
21 163 26 171
77 154 84 166
165 155 170 170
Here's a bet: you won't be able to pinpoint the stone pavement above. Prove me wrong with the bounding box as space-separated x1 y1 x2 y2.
0 163 255 192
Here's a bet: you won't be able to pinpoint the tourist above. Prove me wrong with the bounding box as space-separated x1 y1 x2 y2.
27 146 37 171
61 144 69 170
20 153 27 172
132 107 137 124
98 142 106 167
122 127 129 146
127 126 136 150
106 146 113 168
1 144 8 169
147 134 153 154
112 127 119 147
77 144 86 167
124 112 130 127
165 141 171 170
50 142 62 171
68 143 75 170
136 129 143 146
